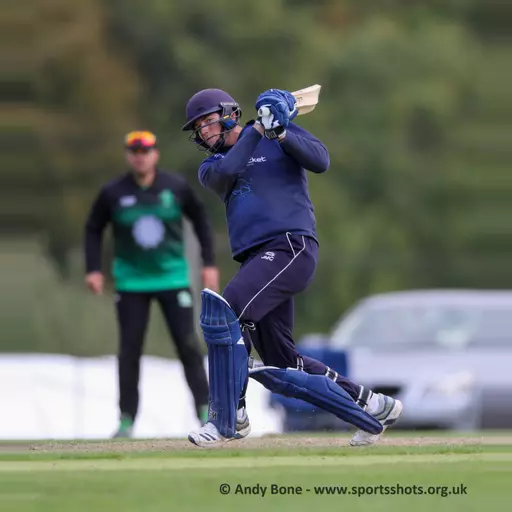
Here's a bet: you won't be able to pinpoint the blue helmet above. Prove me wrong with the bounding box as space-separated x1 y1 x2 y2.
182 88 242 152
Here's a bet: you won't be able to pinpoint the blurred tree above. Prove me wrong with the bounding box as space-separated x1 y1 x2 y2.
17 0 141 278
6 0 510 353
102 1 509 335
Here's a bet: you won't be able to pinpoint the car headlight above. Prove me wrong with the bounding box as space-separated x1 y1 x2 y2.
424 371 475 397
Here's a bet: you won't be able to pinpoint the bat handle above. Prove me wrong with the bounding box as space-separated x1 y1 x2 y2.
258 105 297 118
258 106 271 117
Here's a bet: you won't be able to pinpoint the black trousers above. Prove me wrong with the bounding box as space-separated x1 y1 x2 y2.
115 288 209 421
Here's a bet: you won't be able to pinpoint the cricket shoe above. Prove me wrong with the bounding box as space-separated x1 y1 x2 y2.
188 407 251 448
112 414 134 439
349 393 403 447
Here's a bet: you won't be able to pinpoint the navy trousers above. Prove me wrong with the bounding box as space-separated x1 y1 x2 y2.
223 233 360 401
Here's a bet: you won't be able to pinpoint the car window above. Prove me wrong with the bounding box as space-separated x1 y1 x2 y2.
331 304 512 349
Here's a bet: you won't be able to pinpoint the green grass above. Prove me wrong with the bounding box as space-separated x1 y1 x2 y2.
0 436 510 512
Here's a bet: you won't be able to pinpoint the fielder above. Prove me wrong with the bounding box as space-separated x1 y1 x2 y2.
85 131 216 436
182 88 403 447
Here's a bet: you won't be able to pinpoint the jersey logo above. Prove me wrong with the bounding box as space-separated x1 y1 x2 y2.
261 251 275 261
119 195 137 207
132 215 165 249
231 178 252 197
159 190 174 208
177 290 193 308
247 156 267 165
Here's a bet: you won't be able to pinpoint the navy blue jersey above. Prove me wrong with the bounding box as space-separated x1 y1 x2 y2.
198 122 329 261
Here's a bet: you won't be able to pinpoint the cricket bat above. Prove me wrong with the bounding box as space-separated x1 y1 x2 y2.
257 84 322 118
291 84 322 115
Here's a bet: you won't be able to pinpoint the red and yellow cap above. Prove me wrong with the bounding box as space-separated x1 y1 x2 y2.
124 130 157 149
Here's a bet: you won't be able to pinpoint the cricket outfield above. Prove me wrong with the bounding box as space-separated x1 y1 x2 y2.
0 432 510 512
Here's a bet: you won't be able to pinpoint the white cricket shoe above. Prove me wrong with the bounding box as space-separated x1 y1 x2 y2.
349 393 403 447
188 408 251 448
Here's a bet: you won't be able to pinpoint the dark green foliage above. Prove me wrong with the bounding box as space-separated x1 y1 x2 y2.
4 0 510 354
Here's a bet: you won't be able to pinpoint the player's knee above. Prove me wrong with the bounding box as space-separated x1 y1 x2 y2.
177 338 204 365
175 332 200 350
260 352 297 369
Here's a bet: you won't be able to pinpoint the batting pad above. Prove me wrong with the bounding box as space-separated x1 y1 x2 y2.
249 365 383 435
200 289 248 438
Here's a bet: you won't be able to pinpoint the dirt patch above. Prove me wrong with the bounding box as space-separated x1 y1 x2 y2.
13 434 512 454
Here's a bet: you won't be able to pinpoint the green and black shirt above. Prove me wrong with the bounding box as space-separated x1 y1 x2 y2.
85 169 215 292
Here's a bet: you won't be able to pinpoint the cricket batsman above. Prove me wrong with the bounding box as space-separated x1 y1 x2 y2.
182 88 403 447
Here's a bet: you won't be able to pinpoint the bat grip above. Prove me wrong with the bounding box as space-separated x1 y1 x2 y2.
258 106 271 117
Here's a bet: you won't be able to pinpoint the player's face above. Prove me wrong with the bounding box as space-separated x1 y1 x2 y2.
126 148 159 174
195 113 222 148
